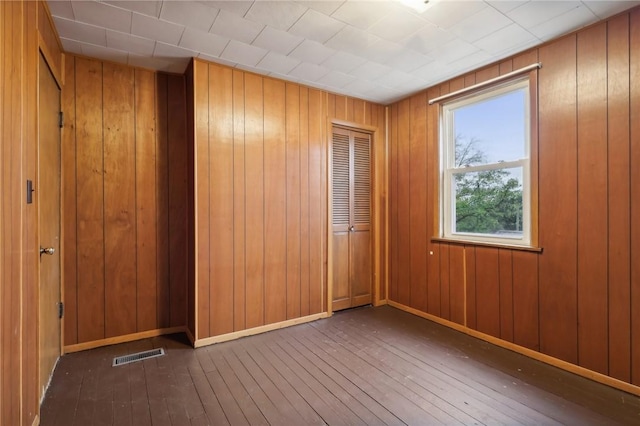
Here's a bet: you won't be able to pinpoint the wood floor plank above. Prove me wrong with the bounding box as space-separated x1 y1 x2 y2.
41 306 640 426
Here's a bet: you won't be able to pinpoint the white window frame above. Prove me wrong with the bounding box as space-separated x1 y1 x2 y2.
441 78 531 247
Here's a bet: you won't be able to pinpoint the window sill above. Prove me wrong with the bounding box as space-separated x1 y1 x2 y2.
431 237 543 253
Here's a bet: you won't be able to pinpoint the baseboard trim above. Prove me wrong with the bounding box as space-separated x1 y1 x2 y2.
194 313 329 348
63 326 186 353
387 300 640 398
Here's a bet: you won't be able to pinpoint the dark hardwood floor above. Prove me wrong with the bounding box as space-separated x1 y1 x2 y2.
40 306 640 425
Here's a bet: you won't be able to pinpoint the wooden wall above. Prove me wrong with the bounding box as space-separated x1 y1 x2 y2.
62 55 190 347
189 59 386 341
1 1 62 424
388 8 640 388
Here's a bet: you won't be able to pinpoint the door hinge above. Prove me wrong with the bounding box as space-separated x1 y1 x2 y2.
58 111 64 128
58 302 64 319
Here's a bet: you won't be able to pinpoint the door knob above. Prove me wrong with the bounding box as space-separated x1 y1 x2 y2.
40 247 55 256
349 225 355 232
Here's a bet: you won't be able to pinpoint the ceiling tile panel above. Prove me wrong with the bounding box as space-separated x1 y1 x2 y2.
179 28 229 57
252 26 304 55
210 10 264 44
53 16 107 47
487 0 529 13
105 1 162 18
361 38 405 64
159 0 219 32
257 51 301 75
129 53 189 73
59 37 84 55
432 38 480 64
449 6 512 42
200 1 254 17
288 40 336 64
317 70 356 88
420 0 488 29
154 41 197 59
288 9 346 43
221 40 268 67
401 22 456 56
367 8 427 42
584 0 640 18
391 48 434 73
331 0 392 29
47 0 74 20
325 25 381 54
529 4 597 41
506 1 582 28
349 60 393 81
375 69 418 89
288 62 331 81
244 1 308 30
299 1 345 16
321 51 367 73
131 12 185 45
106 30 155 56
71 1 132 33
474 23 538 55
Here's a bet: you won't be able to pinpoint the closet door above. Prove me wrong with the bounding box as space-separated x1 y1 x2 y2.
331 127 372 311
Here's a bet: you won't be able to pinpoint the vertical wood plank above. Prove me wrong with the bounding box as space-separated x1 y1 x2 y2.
209 64 234 336
448 245 465 325
389 104 398 303
155 72 171 329
498 250 514 342
192 63 209 338
409 93 427 312
475 247 500 337
577 23 609 374
426 86 440 314
103 62 136 338
512 251 539 351
167 74 188 328
439 244 450 320
396 99 411 306
335 94 347 121
299 87 310 316
353 98 365 124
134 69 158 332
538 35 579 364
75 57 105 342
233 69 247 331
308 89 323 314
630 8 640 387
607 13 631 382
264 78 287 325
465 246 477 329
244 73 265 328
62 56 77 345
286 83 301 319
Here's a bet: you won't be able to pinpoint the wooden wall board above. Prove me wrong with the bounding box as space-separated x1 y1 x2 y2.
576 23 609 375
103 62 137 338
263 78 288 325
630 8 640 387
208 64 234 336
606 13 631 384
409 93 428 312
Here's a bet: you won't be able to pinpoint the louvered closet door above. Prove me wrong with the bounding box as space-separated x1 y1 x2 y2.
331 127 372 311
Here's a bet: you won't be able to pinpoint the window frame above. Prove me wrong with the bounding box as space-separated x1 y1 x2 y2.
440 77 533 247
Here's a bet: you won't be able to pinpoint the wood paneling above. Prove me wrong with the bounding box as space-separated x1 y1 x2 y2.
191 61 385 339
1 1 61 423
63 56 189 346
576 23 608 375
388 6 640 389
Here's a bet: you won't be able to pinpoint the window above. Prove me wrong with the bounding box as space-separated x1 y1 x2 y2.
441 78 531 246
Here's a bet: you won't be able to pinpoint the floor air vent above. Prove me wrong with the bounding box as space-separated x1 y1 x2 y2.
112 348 165 367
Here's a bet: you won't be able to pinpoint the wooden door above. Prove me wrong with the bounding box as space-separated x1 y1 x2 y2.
38 53 61 399
331 127 372 311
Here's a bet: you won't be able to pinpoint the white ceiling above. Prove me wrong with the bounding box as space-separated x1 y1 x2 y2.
47 0 639 104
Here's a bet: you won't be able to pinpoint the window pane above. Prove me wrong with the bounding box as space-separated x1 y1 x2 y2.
453 89 526 167
453 167 523 238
